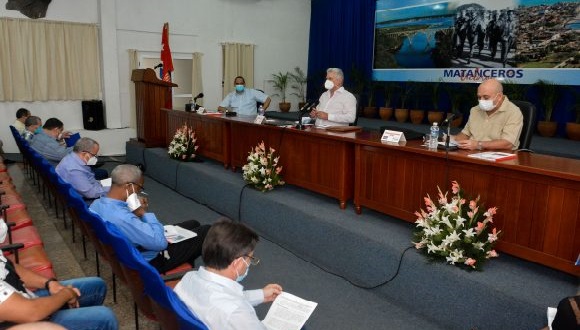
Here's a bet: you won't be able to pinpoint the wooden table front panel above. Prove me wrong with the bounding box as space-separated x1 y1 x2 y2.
164 110 230 166
355 141 580 275
230 123 354 207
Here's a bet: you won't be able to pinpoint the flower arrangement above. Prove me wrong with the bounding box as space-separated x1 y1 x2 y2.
412 181 501 270
168 124 198 161
242 141 285 192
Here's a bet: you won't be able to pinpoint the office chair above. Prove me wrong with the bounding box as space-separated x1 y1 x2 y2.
350 93 360 126
511 100 536 151
256 89 265 112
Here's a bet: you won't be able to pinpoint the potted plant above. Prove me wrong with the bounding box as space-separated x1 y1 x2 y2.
502 79 528 102
535 80 559 137
289 67 308 110
565 86 580 140
395 82 414 123
409 83 425 124
427 80 444 125
444 83 468 127
379 82 397 121
363 81 379 118
272 71 291 112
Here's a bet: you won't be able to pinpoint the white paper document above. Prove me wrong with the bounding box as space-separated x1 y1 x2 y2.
262 292 317 330
100 178 112 187
163 225 197 244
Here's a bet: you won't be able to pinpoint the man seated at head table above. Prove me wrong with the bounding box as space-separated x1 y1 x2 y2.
218 76 271 116
90 164 210 274
56 137 110 200
30 118 73 164
309 67 357 127
22 116 42 143
451 78 523 151
175 219 283 330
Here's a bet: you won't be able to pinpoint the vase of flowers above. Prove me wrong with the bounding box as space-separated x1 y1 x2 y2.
412 181 501 270
242 141 285 192
168 124 199 161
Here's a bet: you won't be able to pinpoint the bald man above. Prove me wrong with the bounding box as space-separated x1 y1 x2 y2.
453 79 523 150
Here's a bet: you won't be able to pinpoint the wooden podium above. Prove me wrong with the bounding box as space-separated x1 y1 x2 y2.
131 68 177 147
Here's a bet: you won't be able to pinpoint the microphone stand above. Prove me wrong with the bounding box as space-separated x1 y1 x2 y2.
296 102 312 130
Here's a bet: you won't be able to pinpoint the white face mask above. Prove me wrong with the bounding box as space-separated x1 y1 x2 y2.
324 79 334 90
0 219 8 243
126 184 142 211
478 94 498 112
87 155 98 166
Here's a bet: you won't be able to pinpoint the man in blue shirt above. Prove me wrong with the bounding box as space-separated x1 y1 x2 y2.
56 137 109 200
90 164 210 273
218 76 271 116
30 118 72 164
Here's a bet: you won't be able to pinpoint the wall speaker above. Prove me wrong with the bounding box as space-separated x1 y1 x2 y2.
82 100 106 130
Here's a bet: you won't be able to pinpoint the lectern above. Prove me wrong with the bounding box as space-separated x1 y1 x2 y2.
131 68 178 147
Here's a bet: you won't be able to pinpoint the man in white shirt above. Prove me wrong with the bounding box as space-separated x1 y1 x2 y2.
174 220 282 330
310 68 357 127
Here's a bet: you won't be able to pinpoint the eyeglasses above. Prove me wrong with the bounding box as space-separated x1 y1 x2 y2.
83 150 97 157
128 182 146 193
244 255 260 266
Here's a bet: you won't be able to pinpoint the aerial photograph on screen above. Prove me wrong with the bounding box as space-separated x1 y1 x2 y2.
373 0 579 69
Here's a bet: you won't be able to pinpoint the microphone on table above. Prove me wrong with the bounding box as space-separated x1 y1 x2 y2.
442 113 456 150
193 93 204 110
297 101 318 130
442 113 456 126
153 63 163 69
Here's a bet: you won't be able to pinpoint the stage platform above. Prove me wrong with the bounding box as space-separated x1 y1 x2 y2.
127 141 578 330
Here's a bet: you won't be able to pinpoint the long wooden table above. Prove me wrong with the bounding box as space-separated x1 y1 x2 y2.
164 109 580 276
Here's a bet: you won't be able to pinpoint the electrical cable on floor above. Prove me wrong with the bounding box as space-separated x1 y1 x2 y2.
237 183 251 222
256 231 414 290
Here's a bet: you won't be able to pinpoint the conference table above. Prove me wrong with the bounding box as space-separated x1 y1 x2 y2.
163 109 580 276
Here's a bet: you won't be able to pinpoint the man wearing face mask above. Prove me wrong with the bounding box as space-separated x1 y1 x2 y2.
175 219 282 330
218 76 271 116
452 78 523 150
21 116 42 143
30 118 73 164
0 219 118 329
310 68 357 127
56 138 109 200
90 164 210 274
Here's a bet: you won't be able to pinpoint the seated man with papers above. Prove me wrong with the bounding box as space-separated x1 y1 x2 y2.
56 137 110 200
175 219 316 330
30 118 74 164
90 164 210 273
451 79 523 150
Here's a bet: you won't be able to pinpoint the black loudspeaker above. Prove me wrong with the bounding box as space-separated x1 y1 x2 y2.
82 100 106 130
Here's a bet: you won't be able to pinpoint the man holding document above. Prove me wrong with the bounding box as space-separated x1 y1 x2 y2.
90 164 210 273
175 220 317 330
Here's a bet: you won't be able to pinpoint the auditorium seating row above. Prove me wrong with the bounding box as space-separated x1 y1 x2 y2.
9 126 208 330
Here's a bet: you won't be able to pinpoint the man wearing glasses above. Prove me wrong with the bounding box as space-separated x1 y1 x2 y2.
90 164 210 274
56 137 109 200
175 219 283 330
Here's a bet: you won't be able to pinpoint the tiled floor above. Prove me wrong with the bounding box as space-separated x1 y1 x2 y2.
7 162 157 329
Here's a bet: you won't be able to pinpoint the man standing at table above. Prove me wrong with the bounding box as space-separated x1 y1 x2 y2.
310 68 357 127
218 76 271 116
452 78 523 150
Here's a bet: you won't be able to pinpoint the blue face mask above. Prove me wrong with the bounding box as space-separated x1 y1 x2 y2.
235 257 250 282
235 84 245 93
34 127 42 134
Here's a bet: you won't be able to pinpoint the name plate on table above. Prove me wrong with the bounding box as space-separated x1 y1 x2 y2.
381 130 406 143
254 115 266 124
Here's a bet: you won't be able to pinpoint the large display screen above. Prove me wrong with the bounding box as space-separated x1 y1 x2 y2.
372 0 579 84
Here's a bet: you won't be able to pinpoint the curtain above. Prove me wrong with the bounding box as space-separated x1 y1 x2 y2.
307 0 376 100
192 52 203 106
128 49 138 128
0 18 101 101
221 43 254 98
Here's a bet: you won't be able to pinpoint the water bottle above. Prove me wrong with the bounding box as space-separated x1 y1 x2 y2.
429 122 439 150
258 105 265 116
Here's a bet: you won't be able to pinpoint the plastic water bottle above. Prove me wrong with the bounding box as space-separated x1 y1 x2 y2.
429 122 439 150
258 105 265 116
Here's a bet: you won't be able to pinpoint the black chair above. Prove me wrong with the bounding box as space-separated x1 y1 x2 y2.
256 89 265 112
350 93 360 126
511 100 536 151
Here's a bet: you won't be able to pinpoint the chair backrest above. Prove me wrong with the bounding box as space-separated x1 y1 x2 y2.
511 100 536 150
350 93 360 126
256 89 265 112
